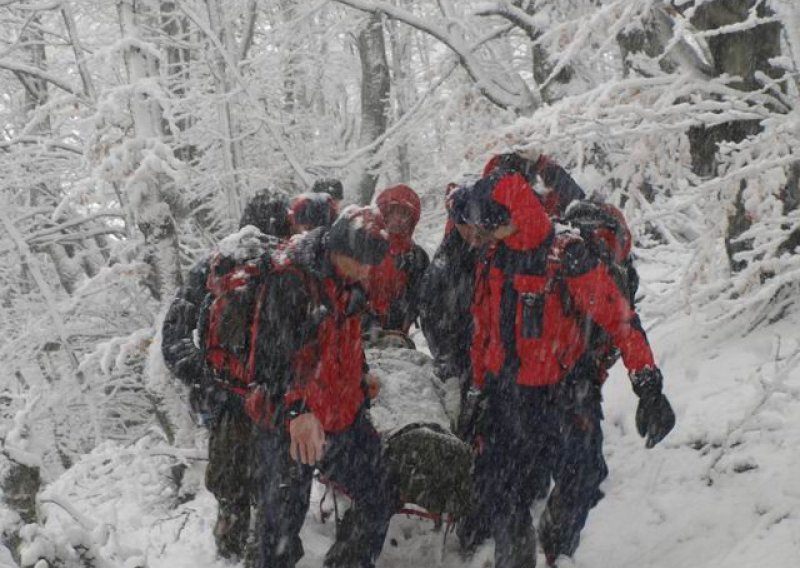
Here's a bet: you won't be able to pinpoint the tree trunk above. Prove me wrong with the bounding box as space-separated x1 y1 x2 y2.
386 17 411 182
119 0 183 299
17 16 86 295
161 0 196 163
206 0 243 225
687 0 783 271
355 14 390 205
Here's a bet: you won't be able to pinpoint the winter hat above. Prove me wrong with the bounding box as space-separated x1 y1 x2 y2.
376 184 422 228
240 189 292 238
290 192 336 230
326 205 389 266
312 178 344 201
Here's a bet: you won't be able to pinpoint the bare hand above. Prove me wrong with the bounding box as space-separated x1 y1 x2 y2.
289 413 325 465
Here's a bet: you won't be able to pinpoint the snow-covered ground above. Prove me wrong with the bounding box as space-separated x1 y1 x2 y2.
9 301 799 568
4 205 800 568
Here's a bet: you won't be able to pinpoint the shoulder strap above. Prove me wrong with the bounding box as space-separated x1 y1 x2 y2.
546 232 582 313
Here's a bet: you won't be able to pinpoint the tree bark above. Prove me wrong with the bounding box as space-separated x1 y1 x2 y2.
206 0 244 225
386 17 411 182
355 14 390 205
161 0 196 163
686 0 782 271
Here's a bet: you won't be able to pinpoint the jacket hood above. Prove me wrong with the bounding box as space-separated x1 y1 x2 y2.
492 172 552 251
376 184 421 233
451 172 552 251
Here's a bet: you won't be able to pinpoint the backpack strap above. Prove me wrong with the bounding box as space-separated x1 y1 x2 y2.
545 231 582 313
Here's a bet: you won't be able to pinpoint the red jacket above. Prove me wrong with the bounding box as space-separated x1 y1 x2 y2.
367 185 429 332
258 229 369 433
468 172 654 389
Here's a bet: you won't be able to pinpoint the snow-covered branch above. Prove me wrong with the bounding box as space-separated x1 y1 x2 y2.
0 57 83 98
333 0 537 114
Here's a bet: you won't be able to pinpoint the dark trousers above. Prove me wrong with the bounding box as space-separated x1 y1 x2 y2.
540 374 608 560
461 366 609 566
206 405 253 558
252 410 398 568
464 382 563 568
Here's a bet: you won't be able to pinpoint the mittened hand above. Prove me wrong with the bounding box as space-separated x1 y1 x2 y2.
630 367 675 448
635 393 676 448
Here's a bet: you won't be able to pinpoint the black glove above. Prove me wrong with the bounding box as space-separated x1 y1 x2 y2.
457 386 488 442
630 367 675 448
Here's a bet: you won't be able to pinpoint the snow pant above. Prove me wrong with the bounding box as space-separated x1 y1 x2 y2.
462 380 563 568
206 401 254 559
540 368 608 563
251 409 399 568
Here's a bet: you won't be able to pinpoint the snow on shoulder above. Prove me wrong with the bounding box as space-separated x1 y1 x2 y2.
216 225 277 260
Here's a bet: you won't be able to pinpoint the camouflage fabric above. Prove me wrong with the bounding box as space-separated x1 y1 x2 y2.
384 422 473 520
206 406 253 559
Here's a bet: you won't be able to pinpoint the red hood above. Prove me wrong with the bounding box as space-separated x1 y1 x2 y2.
376 184 421 234
491 173 552 251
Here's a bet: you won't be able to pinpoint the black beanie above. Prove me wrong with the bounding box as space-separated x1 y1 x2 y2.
326 206 388 266
312 178 344 201
240 189 292 238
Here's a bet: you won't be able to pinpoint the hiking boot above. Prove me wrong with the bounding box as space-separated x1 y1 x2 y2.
456 517 490 555
323 509 373 568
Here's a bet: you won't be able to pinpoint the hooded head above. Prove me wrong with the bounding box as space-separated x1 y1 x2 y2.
482 152 540 183
239 189 292 238
326 205 389 274
289 192 336 233
449 172 552 251
376 184 421 240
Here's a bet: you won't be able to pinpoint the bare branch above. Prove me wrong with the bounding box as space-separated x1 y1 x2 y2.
0 135 82 154
0 57 81 97
60 1 97 100
25 213 126 244
473 1 540 41
239 0 258 62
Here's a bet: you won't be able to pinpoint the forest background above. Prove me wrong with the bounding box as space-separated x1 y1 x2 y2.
1 1 799 566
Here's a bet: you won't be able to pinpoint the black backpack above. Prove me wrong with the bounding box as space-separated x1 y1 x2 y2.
561 201 640 368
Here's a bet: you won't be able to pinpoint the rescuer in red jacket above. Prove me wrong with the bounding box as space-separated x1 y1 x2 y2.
364 184 430 337
247 206 399 568
451 169 675 568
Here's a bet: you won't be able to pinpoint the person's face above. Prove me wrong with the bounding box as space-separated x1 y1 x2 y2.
383 204 416 236
331 252 372 283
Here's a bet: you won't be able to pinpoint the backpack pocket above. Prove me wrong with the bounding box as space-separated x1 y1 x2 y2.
512 275 548 340
520 292 545 339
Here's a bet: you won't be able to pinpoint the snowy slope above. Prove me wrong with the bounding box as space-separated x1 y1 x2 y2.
5 202 800 568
